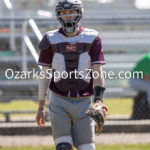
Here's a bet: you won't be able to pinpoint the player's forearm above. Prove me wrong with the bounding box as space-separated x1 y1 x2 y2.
93 74 104 88
92 64 105 88
38 66 50 109
39 77 50 100
38 78 50 109
92 64 105 102
38 100 46 110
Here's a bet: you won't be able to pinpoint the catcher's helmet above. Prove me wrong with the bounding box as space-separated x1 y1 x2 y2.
55 0 83 33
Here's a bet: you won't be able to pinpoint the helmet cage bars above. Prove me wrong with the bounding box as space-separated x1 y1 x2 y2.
55 1 83 33
57 9 82 33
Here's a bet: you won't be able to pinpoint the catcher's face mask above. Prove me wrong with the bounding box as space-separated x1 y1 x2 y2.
55 0 83 33
58 10 81 33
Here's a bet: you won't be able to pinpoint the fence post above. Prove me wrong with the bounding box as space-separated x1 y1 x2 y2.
22 20 28 71
10 7 16 51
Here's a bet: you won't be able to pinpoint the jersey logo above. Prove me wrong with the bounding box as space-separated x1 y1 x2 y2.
66 44 76 52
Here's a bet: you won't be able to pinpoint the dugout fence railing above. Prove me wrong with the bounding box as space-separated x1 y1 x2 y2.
22 19 42 71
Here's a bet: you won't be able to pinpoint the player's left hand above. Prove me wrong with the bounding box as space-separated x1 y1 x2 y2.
86 100 108 134
95 100 107 117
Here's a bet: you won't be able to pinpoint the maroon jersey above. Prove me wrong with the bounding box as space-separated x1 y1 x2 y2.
38 26 105 97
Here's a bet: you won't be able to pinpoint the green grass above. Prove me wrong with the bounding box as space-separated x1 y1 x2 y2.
96 144 150 150
0 100 38 118
104 98 133 115
0 100 38 111
0 144 150 150
0 98 134 118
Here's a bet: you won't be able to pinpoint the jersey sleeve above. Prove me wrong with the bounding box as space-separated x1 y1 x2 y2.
38 34 53 67
90 35 105 65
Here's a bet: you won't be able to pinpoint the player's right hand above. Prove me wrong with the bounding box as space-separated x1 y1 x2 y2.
36 109 45 127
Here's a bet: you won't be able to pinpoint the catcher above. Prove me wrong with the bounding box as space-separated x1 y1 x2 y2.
36 0 108 150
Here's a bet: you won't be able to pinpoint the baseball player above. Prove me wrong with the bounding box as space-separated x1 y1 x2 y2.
36 0 107 150
129 52 150 108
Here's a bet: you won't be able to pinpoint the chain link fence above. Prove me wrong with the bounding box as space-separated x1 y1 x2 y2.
0 0 150 144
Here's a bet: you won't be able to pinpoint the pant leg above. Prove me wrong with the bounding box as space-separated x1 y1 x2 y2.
71 96 95 149
49 92 73 144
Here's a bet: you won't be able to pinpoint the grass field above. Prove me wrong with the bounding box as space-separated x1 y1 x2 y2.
0 144 150 150
0 100 38 118
104 98 133 115
0 100 38 111
0 98 133 116
0 98 134 121
0 98 133 119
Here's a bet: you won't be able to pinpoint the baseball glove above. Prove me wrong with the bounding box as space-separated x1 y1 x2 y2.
86 102 107 134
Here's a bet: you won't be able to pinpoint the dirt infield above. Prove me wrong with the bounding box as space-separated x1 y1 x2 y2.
0 133 150 147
